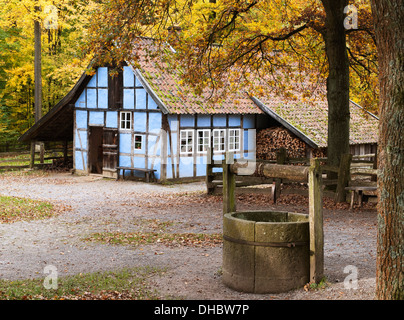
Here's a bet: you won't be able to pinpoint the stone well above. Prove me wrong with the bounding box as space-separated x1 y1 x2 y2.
222 211 310 293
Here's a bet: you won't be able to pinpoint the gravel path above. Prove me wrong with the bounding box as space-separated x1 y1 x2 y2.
0 171 377 299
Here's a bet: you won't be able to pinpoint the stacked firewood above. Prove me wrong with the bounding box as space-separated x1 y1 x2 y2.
256 127 308 160
312 147 327 158
45 157 73 171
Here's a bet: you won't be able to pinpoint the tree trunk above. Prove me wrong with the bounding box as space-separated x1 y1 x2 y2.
34 12 42 122
371 0 404 300
321 0 350 172
34 6 44 166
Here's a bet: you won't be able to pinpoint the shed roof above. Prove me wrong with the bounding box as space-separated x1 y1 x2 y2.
19 68 92 142
254 96 379 148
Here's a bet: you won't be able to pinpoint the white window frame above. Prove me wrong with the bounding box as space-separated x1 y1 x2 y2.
180 129 194 154
228 128 241 152
197 129 211 153
134 134 143 150
213 129 226 153
120 111 132 130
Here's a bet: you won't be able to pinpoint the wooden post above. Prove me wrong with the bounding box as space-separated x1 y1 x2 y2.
206 147 215 195
223 151 236 214
39 142 44 164
30 141 36 169
63 140 68 165
335 153 352 203
274 147 287 202
308 158 324 283
371 149 377 182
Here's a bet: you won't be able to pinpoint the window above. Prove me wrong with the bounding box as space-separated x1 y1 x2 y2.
228 129 241 151
180 130 194 154
197 129 210 153
120 111 131 130
213 129 226 152
134 135 143 150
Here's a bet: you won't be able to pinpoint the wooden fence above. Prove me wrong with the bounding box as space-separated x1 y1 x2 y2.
0 142 30 153
0 143 73 171
206 147 377 203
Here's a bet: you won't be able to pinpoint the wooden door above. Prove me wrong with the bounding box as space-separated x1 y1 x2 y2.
89 126 103 174
102 128 118 178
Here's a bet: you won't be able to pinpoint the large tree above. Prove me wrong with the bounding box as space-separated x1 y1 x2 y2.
371 0 404 300
321 0 350 174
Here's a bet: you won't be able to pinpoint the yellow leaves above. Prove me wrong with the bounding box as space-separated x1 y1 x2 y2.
0 0 44 28
0 0 97 32
0 0 94 137
82 0 377 111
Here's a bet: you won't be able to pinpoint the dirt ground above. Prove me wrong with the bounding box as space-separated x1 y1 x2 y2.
0 171 377 300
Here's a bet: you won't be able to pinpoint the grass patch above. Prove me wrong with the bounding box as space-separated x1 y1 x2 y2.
84 231 223 248
0 153 56 167
136 218 175 232
0 266 163 300
304 277 329 292
0 154 52 173
0 195 63 223
0 168 51 177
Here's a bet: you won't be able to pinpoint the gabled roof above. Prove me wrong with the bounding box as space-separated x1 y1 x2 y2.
128 37 264 115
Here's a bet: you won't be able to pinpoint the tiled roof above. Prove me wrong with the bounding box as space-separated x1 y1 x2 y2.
130 37 378 147
129 37 264 115
255 96 379 147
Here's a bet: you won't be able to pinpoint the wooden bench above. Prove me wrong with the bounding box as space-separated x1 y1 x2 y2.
345 186 377 209
116 166 156 183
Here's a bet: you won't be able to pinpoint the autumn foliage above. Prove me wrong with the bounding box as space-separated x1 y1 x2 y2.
85 0 377 112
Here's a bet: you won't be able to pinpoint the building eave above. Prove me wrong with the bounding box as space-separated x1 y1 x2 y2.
19 68 92 142
127 64 170 115
250 96 319 149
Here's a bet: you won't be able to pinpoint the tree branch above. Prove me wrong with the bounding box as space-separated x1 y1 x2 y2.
263 24 309 42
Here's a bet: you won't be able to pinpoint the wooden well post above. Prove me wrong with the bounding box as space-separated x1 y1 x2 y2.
222 152 236 214
274 147 287 202
308 158 324 283
206 147 215 195
224 158 324 284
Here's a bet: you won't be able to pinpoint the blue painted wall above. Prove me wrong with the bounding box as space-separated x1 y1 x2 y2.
74 66 164 176
117 66 162 179
165 112 260 180
73 66 260 181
